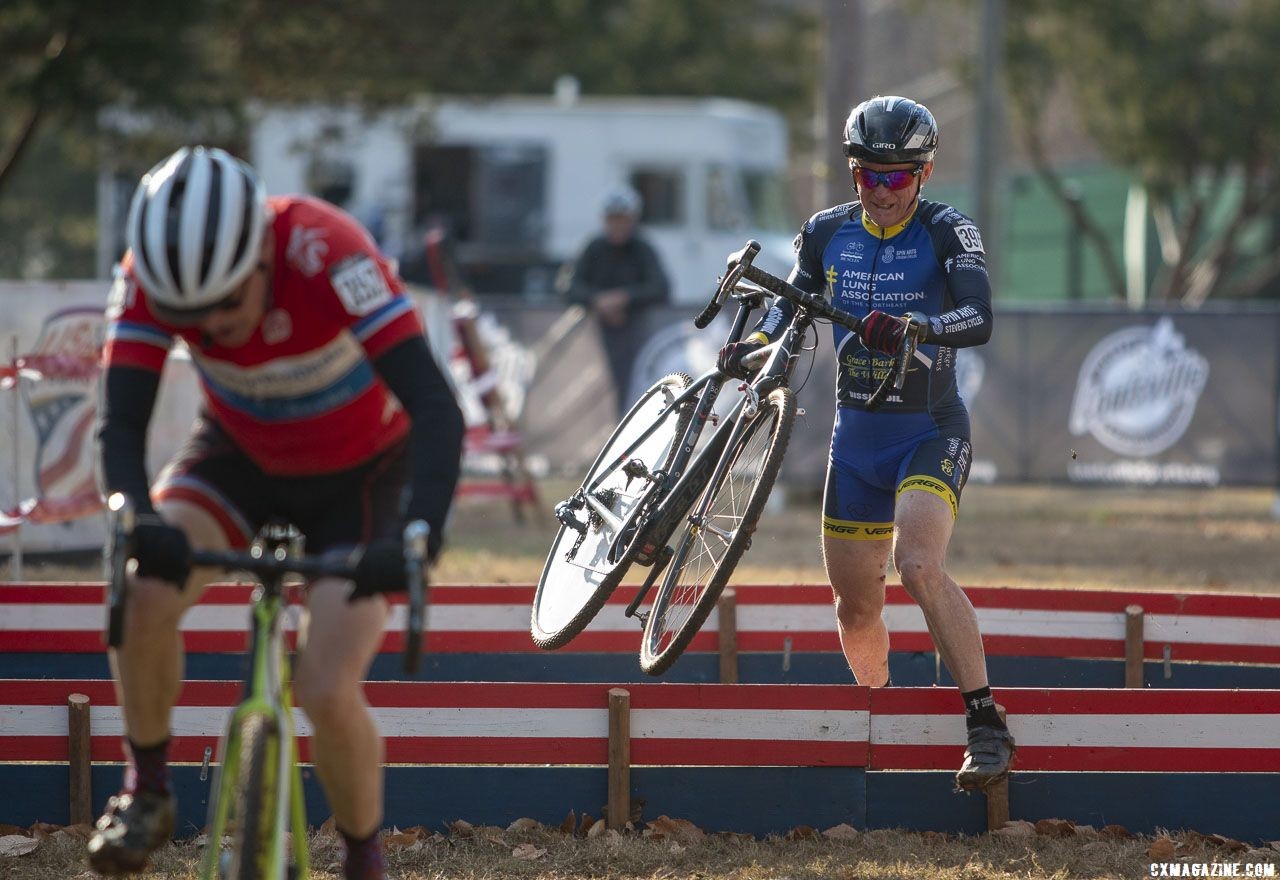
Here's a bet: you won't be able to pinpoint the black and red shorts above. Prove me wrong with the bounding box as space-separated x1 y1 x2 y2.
153 416 408 553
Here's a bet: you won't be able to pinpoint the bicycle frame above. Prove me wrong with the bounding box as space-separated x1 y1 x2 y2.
200 570 309 880
573 291 811 580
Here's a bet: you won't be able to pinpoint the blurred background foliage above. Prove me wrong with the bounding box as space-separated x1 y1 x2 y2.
3 0 1280 303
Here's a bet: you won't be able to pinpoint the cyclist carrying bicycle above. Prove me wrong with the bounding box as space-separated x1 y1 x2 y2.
718 96 1014 790
88 146 465 879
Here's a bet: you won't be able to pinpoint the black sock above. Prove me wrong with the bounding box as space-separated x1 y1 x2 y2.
961 687 1005 730
339 825 384 880
124 737 171 796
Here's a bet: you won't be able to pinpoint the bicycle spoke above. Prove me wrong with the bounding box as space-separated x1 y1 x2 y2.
641 386 796 675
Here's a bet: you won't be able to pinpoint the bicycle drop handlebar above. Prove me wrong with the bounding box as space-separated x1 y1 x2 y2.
103 493 430 674
699 240 916 410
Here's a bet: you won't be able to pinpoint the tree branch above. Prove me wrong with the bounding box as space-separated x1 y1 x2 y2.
1021 113 1127 301
0 28 72 202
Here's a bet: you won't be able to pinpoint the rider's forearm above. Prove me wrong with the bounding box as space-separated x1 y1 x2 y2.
373 335 465 554
97 366 162 516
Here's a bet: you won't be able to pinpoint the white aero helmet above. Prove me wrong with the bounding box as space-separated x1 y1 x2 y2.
126 146 268 320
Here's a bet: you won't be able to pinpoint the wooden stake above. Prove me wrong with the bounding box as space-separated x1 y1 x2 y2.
607 688 630 830
985 704 1009 832
717 589 738 684
68 693 92 825
1124 605 1145 688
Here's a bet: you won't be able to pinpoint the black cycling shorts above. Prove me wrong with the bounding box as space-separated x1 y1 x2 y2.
152 415 408 553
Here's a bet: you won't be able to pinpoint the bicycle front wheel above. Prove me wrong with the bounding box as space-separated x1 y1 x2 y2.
640 386 796 675
533 373 692 649
226 715 283 880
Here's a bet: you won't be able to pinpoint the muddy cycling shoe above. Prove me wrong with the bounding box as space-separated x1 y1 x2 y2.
955 725 1016 791
86 790 176 875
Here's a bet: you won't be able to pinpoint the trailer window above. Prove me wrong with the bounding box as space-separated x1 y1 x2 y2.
629 169 684 226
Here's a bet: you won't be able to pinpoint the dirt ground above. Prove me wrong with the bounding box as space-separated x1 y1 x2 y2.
433 481 1280 593
8 819 1279 880
15 482 1280 594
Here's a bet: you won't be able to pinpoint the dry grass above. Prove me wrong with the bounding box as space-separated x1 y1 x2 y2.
8 822 1279 880
433 482 1280 593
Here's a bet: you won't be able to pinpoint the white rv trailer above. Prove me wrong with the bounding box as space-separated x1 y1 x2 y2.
248 94 796 303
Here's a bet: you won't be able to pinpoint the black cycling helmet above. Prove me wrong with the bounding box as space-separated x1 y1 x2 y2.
843 96 939 165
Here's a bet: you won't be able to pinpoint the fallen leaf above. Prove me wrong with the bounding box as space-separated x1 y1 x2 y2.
1147 837 1176 859
0 825 22 837
28 822 61 840
715 831 755 843
477 826 507 845
823 824 860 841
558 811 576 834
319 816 337 837
1207 834 1248 852
606 829 623 843
577 813 595 838
1074 824 1098 838
587 819 607 839
786 826 818 841
1034 818 1076 838
0 835 39 857
384 828 420 848
511 843 547 861
647 815 705 845
506 818 541 833
61 824 94 841
1270 840 1280 852
991 820 1035 838
449 819 474 837
1100 824 1133 840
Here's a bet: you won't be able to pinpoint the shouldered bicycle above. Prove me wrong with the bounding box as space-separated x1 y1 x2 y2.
531 239 916 675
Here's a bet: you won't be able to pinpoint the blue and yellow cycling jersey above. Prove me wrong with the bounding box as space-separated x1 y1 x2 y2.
753 197 993 433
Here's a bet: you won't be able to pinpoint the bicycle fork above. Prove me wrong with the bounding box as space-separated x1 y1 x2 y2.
201 589 309 880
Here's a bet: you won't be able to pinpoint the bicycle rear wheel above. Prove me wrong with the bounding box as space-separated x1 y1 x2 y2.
226 715 282 880
640 386 796 675
532 373 692 649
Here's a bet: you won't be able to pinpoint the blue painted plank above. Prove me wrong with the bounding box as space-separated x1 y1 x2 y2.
4 765 1275 842
4 651 1279 689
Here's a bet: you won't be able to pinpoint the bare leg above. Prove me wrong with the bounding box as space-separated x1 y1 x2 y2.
822 533 893 687
109 500 233 746
892 490 988 691
293 580 388 837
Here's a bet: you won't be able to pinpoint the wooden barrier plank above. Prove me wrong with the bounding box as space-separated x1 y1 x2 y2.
5 583 1279 664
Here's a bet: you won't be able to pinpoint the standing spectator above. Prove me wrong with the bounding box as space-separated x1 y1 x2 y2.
562 185 671 411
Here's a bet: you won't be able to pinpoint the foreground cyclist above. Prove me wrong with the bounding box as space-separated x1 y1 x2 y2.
88 146 465 879
719 96 1013 790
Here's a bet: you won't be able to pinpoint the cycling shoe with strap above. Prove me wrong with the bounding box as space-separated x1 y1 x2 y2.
955 724 1016 791
87 790 176 876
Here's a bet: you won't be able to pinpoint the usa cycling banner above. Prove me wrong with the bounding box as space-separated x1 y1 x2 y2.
1 305 107 538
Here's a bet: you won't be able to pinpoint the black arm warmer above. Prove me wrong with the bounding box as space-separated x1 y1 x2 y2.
372 335 466 553
97 365 162 516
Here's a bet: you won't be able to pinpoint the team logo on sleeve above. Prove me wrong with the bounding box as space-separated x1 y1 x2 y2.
330 254 394 316
954 224 984 253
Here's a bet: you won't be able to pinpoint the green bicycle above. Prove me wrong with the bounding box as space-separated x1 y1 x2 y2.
104 493 429 880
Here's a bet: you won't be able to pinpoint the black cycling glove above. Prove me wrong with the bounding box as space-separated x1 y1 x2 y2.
132 516 192 588
717 339 766 380
348 538 412 602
